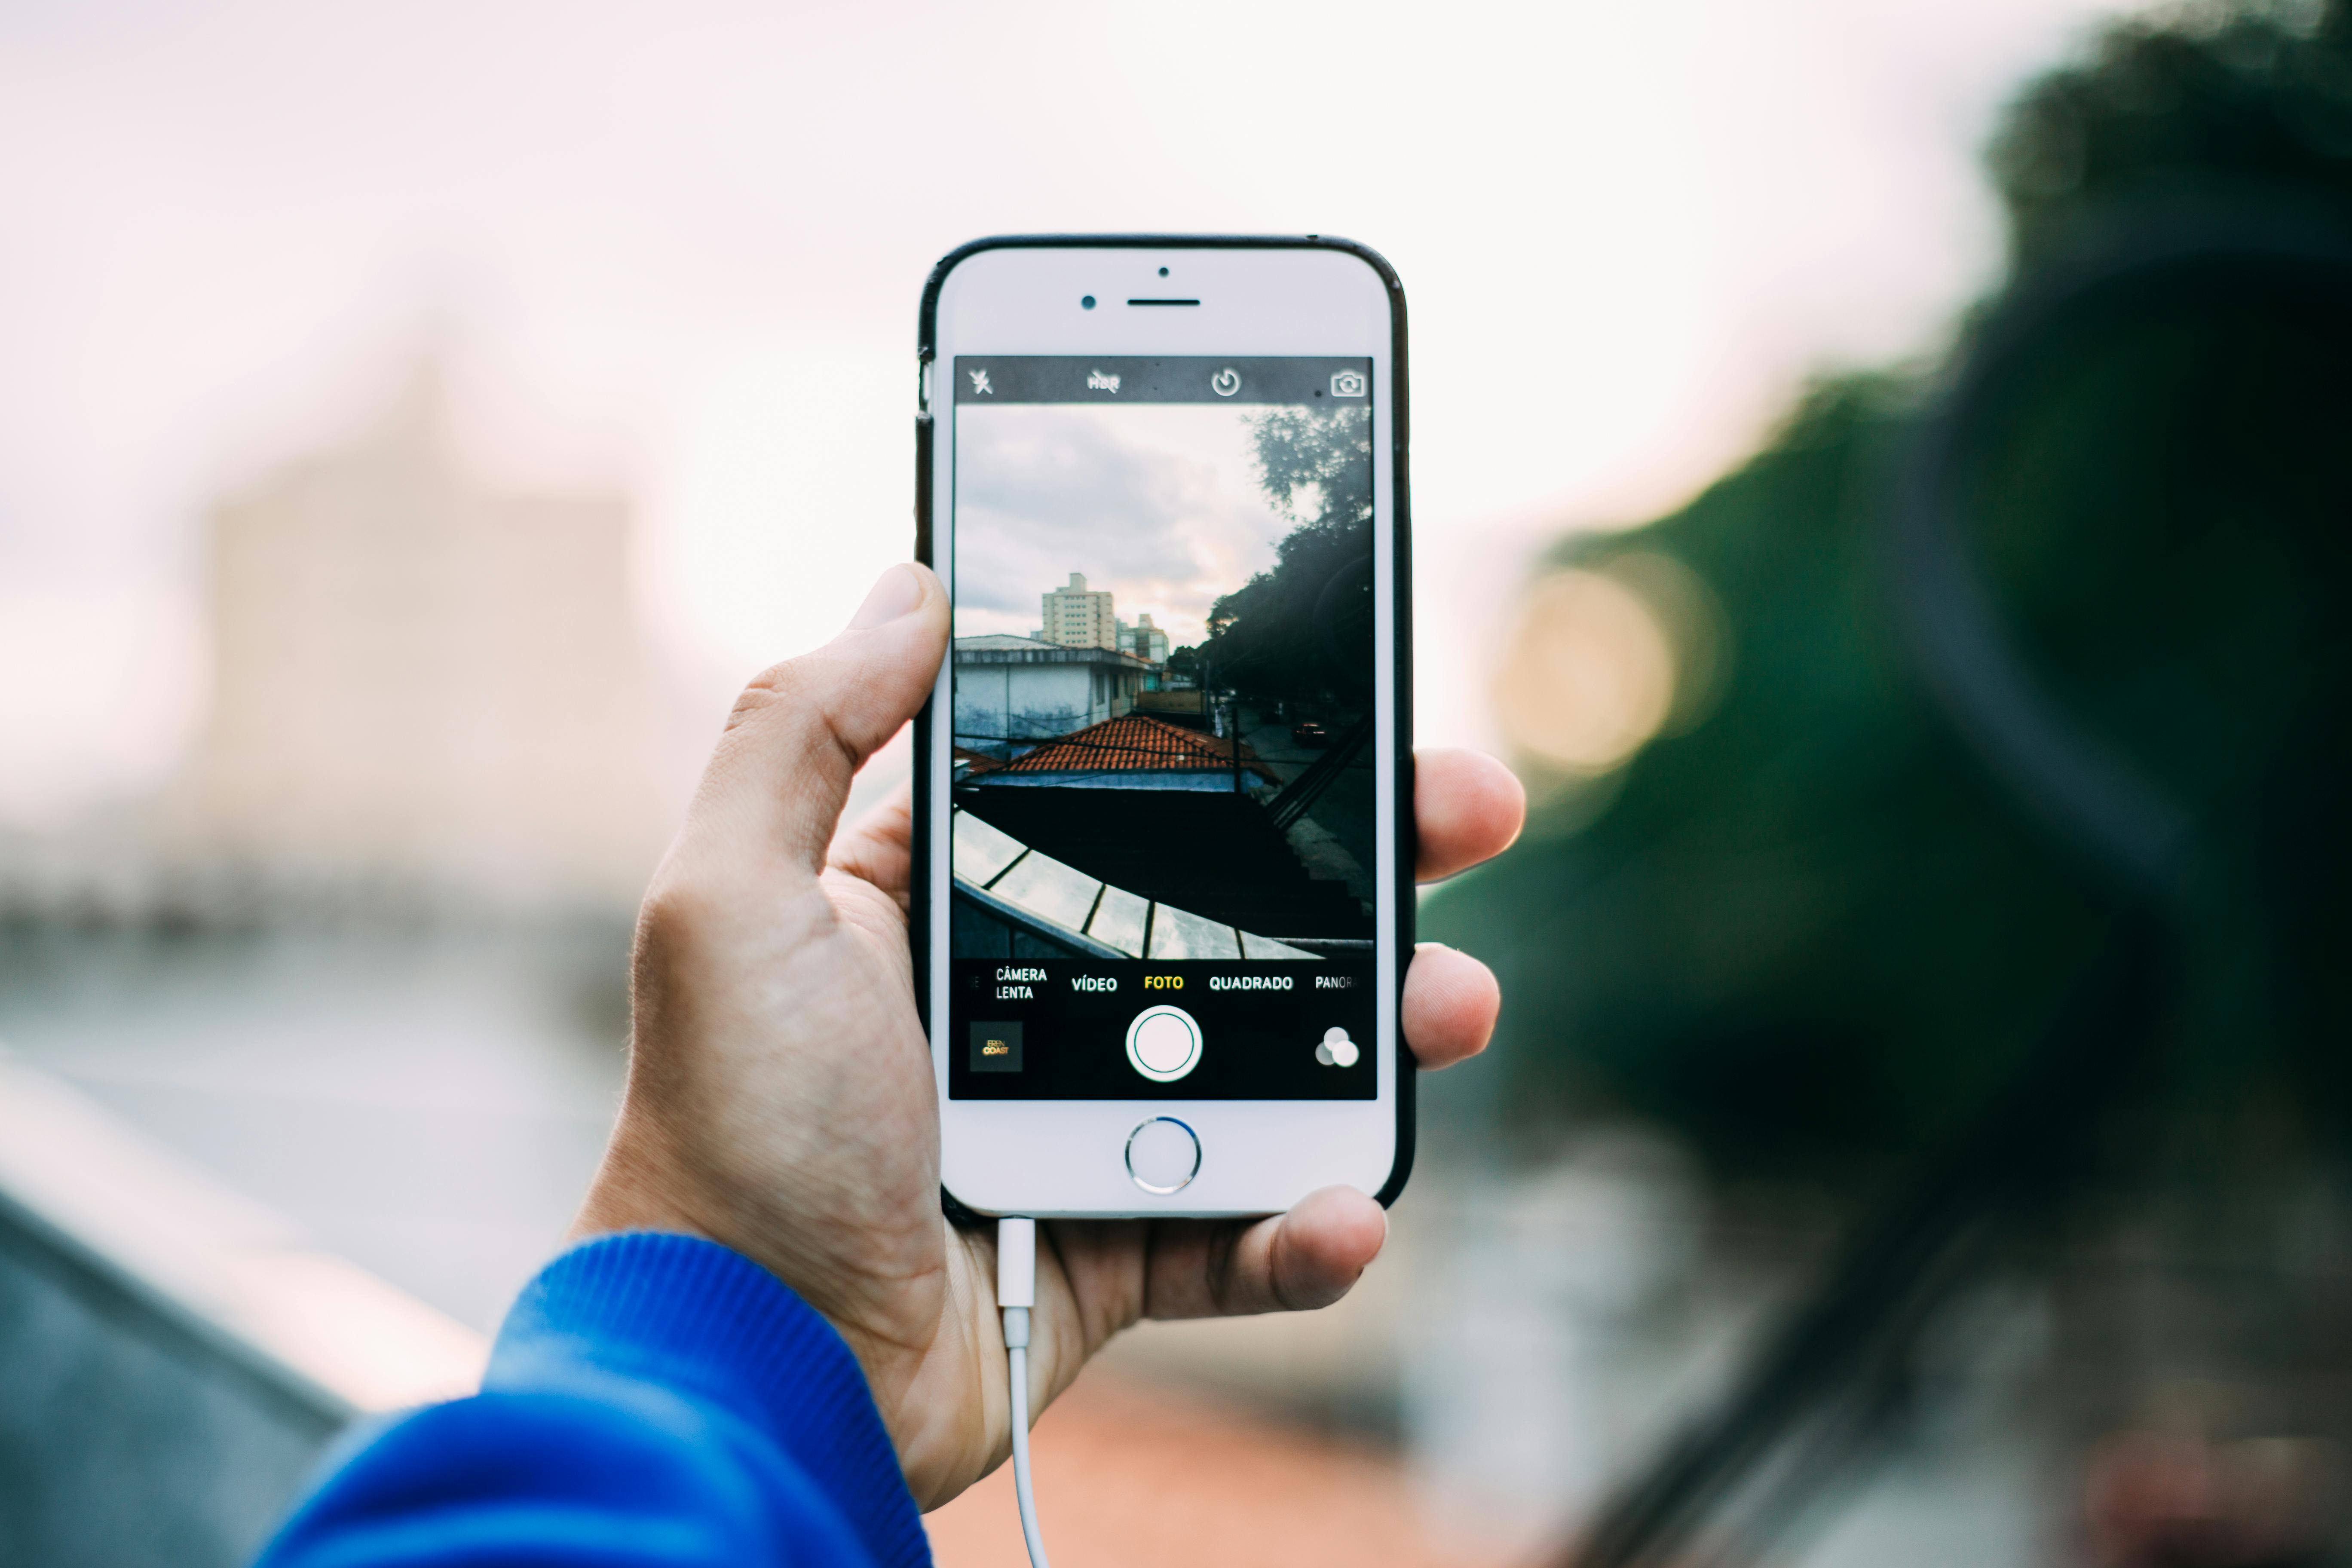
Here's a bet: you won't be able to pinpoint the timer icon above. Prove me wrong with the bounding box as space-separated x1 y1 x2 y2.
1209 367 1241 397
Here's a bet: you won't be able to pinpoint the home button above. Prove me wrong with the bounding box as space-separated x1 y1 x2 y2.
1125 1118 1201 1195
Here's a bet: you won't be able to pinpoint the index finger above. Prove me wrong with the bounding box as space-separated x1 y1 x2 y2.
1416 748 1525 882
826 778 914 900
1139 1188 1389 1320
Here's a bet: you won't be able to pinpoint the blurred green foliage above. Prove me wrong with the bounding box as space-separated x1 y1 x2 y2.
1426 0 2352 1175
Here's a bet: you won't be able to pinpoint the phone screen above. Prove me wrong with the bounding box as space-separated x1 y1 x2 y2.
947 355 1379 1102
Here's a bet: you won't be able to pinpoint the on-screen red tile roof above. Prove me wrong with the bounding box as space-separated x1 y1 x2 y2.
992 714 1280 783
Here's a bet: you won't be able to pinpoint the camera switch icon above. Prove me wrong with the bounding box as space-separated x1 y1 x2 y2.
1329 369 1368 398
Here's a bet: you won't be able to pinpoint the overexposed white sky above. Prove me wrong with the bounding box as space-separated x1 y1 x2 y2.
0 0 2142 822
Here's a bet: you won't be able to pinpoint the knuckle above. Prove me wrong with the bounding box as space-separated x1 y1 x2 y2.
633 871 714 966
723 661 799 733
722 658 862 777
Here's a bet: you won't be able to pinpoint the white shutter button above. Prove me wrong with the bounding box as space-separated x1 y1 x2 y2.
1125 1005 1202 1082
1125 1118 1201 1194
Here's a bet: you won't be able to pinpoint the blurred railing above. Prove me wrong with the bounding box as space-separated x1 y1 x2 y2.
0 1053 486 1568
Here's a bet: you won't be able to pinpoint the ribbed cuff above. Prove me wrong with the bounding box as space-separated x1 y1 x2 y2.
486 1231 929 1568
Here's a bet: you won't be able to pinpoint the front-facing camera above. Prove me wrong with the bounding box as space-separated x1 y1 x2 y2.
1081 295 1096 309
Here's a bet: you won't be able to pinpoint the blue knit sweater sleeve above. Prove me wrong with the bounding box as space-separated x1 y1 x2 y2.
255 1233 932 1568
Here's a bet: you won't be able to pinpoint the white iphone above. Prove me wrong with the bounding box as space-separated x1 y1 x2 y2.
913 236 1411 1219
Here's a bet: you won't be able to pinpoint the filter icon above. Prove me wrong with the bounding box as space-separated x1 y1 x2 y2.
1315 1027 1360 1068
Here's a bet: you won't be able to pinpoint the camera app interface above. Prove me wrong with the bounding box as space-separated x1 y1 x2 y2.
949 356 1378 1101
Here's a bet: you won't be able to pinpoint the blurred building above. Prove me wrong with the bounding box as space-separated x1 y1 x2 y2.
170 358 688 914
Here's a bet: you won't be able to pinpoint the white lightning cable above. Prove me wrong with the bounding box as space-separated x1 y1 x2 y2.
995 1217 1053 1568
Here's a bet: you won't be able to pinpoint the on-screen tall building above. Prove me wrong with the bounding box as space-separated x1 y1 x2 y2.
1041 573 1117 651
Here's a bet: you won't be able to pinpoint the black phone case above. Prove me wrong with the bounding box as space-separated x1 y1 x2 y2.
913 233 1417 1210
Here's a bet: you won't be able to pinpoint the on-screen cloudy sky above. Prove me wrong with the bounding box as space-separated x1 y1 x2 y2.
953 404 1301 648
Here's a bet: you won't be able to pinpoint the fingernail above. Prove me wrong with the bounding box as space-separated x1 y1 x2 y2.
847 564 925 630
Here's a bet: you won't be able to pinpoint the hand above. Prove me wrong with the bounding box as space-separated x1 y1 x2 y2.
575 563 1526 1510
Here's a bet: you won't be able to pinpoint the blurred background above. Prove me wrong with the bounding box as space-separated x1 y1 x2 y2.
7 0 2352 1564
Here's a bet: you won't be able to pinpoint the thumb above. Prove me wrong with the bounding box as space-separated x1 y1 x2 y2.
690 563 949 876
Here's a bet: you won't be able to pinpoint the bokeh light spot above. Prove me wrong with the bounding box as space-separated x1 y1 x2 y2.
1492 568 1678 774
